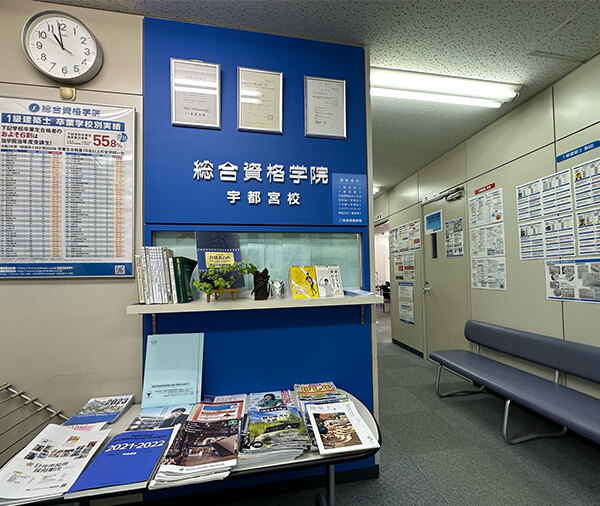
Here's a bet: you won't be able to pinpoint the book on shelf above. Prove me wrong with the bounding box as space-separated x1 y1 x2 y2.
289 266 320 299
142 333 204 408
126 404 194 431
343 288 375 297
172 256 198 303
0 424 109 505
305 401 379 456
65 428 174 499
137 247 197 305
64 395 134 425
315 265 344 297
195 231 244 289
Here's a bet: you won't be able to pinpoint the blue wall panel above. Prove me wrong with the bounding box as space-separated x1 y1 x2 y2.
144 17 367 226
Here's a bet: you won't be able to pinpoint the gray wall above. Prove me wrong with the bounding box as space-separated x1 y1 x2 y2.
0 0 144 414
377 53 600 397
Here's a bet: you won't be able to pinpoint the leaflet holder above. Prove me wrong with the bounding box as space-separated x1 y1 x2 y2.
0 383 67 467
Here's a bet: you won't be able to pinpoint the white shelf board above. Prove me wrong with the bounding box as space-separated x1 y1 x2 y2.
126 292 382 315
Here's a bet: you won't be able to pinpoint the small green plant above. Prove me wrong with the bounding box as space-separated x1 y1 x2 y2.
193 259 258 298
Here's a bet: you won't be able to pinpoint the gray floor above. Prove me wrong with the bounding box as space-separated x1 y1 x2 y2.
215 308 600 505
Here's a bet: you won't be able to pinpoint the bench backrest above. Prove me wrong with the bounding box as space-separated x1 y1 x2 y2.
464 320 600 384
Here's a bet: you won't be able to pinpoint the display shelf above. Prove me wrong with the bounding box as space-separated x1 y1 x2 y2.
127 292 382 315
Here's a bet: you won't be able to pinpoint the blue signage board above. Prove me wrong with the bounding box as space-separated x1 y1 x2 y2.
332 173 367 225
556 140 600 163
143 18 367 226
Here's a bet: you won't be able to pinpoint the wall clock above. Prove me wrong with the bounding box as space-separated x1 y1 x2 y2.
21 10 104 84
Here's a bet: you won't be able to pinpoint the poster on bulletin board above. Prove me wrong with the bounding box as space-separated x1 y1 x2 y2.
0 96 135 278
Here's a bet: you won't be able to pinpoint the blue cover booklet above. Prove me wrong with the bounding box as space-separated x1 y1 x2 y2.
66 428 173 498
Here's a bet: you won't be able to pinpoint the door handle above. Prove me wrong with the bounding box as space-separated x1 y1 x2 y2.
423 282 431 293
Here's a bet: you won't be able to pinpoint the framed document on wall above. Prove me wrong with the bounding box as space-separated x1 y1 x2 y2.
238 67 283 134
171 58 221 129
304 76 346 139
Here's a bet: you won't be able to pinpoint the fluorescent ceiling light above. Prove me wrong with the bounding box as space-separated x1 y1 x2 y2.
371 87 502 108
370 68 521 108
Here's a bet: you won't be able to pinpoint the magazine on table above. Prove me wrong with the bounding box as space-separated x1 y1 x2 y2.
126 404 193 431
305 401 379 456
0 424 109 505
65 428 174 498
64 395 134 425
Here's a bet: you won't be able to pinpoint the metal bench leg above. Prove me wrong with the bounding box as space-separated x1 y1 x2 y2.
502 399 567 444
435 364 485 398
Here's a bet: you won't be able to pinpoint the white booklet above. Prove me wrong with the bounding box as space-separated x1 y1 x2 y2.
0 424 110 505
305 401 379 456
142 333 204 408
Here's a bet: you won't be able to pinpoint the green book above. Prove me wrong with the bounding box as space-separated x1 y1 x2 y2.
173 257 198 303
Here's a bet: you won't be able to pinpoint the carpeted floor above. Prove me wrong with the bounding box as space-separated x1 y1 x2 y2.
180 308 600 505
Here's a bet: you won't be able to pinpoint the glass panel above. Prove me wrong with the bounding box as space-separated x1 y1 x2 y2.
153 231 361 294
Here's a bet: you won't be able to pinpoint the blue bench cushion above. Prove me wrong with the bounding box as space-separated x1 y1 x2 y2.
464 320 600 384
430 350 600 445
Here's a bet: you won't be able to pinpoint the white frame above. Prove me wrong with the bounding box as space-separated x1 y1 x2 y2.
171 58 221 129
237 66 283 134
304 76 347 139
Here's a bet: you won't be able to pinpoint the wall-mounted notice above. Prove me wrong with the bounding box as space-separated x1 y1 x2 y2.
471 257 507 290
445 218 464 257
470 222 505 258
389 219 421 253
541 169 572 216
332 173 366 225
577 207 600 256
546 258 600 303
519 221 544 260
468 188 503 227
171 58 220 129
0 96 134 278
394 252 415 281
397 281 415 324
573 157 600 210
516 179 542 222
424 210 442 235
543 214 575 258
304 76 346 139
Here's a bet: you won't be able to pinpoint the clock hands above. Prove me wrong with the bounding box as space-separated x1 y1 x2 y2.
56 21 64 49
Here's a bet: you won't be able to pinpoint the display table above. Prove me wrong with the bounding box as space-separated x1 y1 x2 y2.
24 393 378 506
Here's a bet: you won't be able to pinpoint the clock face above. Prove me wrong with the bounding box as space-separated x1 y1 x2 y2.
22 11 103 84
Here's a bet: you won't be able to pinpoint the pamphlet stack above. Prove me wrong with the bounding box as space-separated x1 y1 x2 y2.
236 390 311 469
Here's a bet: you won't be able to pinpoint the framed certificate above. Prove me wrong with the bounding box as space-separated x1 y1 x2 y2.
171 58 221 129
238 67 283 134
304 76 346 139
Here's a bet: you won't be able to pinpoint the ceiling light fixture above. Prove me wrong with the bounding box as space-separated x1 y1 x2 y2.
370 68 521 108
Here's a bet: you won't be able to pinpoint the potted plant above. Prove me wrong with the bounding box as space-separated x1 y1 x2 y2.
193 260 258 302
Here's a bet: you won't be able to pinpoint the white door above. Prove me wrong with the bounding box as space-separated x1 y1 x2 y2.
422 195 470 357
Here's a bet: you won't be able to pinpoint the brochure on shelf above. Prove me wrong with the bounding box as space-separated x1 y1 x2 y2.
142 333 204 408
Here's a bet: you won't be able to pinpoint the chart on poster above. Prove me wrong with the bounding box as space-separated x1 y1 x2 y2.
0 97 134 277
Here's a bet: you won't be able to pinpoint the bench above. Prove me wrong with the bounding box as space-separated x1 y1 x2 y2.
429 320 600 444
